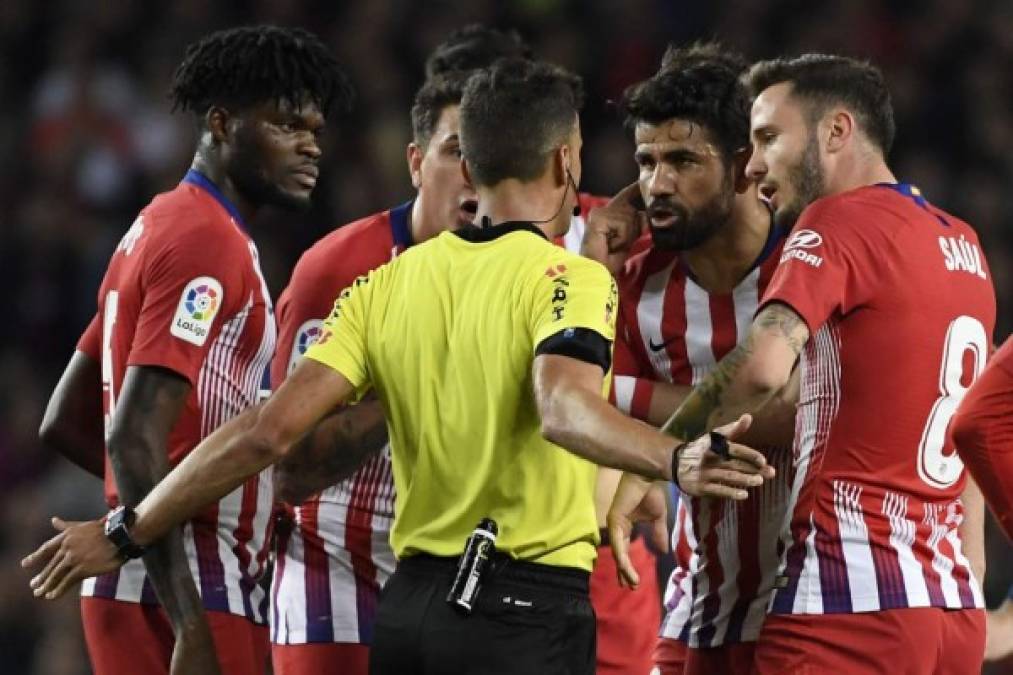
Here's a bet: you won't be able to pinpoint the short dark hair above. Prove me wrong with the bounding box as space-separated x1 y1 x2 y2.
410 70 471 149
460 58 583 187
744 54 895 155
424 24 533 78
622 42 750 160
170 25 354 118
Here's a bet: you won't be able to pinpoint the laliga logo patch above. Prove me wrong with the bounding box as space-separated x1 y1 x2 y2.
780 229 824 268
288 319 325 374
170 276 223 346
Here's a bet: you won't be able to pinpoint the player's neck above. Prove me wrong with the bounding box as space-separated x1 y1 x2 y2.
409 196 444 244
682 191 772 294
826 152 897 196
189 156 259 224
474 179 566 239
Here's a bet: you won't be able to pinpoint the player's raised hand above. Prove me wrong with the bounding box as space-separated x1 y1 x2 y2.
675 414 775 499
581 182 647 276
607 473 669 589
21 516 123 599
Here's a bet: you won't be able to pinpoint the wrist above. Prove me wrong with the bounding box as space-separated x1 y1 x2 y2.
669 441 689 487
104 505 146 560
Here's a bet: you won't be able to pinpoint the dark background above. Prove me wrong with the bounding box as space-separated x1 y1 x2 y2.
0 1 1009 673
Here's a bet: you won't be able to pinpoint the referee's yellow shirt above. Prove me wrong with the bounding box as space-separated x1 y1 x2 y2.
305 223 618 571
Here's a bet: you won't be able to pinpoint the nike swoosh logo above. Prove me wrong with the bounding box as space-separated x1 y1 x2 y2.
648 336 680 352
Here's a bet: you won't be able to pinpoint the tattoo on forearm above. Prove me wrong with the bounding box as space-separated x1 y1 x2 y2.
662 340 753 441
755 304 807 356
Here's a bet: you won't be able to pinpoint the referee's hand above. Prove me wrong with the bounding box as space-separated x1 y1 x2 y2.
607 474 669 589
675 414 775 500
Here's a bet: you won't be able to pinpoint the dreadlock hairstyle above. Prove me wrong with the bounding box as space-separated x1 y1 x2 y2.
170 25 354 120
424 23 533 78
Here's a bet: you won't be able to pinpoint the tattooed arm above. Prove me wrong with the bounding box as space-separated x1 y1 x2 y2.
663 302 810 442
274 395 388 504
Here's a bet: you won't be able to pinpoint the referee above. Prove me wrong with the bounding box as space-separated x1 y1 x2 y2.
24 59 775 674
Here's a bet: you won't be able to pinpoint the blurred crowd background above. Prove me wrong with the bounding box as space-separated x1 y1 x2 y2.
1 0 1010 673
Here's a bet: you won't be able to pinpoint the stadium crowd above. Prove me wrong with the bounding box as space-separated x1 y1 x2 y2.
1 1 1012 674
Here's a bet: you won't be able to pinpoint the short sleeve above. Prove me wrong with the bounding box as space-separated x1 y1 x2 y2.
759 198 879 333
127 220 245 386
77 314 101 360
529 256 618 348
271 261 342 389
303 273 373 400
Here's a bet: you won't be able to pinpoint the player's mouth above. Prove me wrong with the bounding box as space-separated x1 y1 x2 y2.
647 203 680 229
758 183 778 209
458 198 478 224
292 166 319 189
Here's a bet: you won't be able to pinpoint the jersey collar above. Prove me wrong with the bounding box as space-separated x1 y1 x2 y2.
181 169 248 231
453 220 548 243
389 200 414 250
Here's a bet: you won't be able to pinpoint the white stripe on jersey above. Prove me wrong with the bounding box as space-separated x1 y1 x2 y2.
882 491 931 606
833 481 879 612
682 280 713 384
563 214 586 254
613 375 636 414
945 521 985 607
732 269 761 340
924 504 962 607
638 261 677 380
710 501 742 645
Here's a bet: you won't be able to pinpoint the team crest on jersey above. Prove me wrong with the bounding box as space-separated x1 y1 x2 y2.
288 319 325 374
780 229 824 268
170 276 223 346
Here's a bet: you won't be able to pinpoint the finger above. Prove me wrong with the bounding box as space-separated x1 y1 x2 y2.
30 546 66 590
612 181 644 210
715 413 753 440
52 517 79 531
715 457 770 475
701 468 767 490
608 521 638 589
34 551 71 598
699 483 751 501
46 564 84 600
21 531 66 570
725 442 769 470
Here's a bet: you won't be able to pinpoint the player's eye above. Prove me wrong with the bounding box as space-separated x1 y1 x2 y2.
278 122 297 133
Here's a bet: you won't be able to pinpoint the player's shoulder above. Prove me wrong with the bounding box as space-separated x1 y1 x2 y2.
618 245 677 289
141 183 246 250
292 209 395 281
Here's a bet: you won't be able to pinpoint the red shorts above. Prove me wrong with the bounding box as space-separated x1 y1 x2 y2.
685 641 754 675
753 607 985 675
591 534 661 675
652 636 687 675
80 596 269 675
272 643 369 675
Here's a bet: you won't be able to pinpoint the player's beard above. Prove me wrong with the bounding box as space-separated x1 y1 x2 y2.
228 143 313 212
649 172 735 251
774 132 825 230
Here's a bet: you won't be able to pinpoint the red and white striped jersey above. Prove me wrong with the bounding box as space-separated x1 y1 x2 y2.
762 184 993 615
269 204 410 645
611 223 793 646
76 170 277 624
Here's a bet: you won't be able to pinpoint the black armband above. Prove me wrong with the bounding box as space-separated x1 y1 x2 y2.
535 327 612 373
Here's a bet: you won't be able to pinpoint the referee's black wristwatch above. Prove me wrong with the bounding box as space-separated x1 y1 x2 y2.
104 505 146 560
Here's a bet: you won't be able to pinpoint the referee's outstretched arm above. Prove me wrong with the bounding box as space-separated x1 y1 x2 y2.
24 339 774 600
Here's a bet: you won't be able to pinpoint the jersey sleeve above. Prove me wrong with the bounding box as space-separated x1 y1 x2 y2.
529 255 618 348
77 313 101 360
759 198 881 334
271 257 349 389
127 219 245 386
302 272 374 401
950 337 1013 539
609 321 655 420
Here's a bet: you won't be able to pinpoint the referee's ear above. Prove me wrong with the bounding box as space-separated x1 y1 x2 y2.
460 157 474 190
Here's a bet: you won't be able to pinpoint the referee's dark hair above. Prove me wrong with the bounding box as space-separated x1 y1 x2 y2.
170 25 354 120
424 24 533 78
745 53 895 156
460 59 583 187
410 70 471 150
623 42 750 162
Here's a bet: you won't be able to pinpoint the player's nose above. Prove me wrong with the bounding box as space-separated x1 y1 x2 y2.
744 148 766 181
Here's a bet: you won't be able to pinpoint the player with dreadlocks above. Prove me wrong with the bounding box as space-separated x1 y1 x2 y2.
34 25 352 675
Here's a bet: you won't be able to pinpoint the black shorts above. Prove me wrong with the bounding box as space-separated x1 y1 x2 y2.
369 554 596 675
